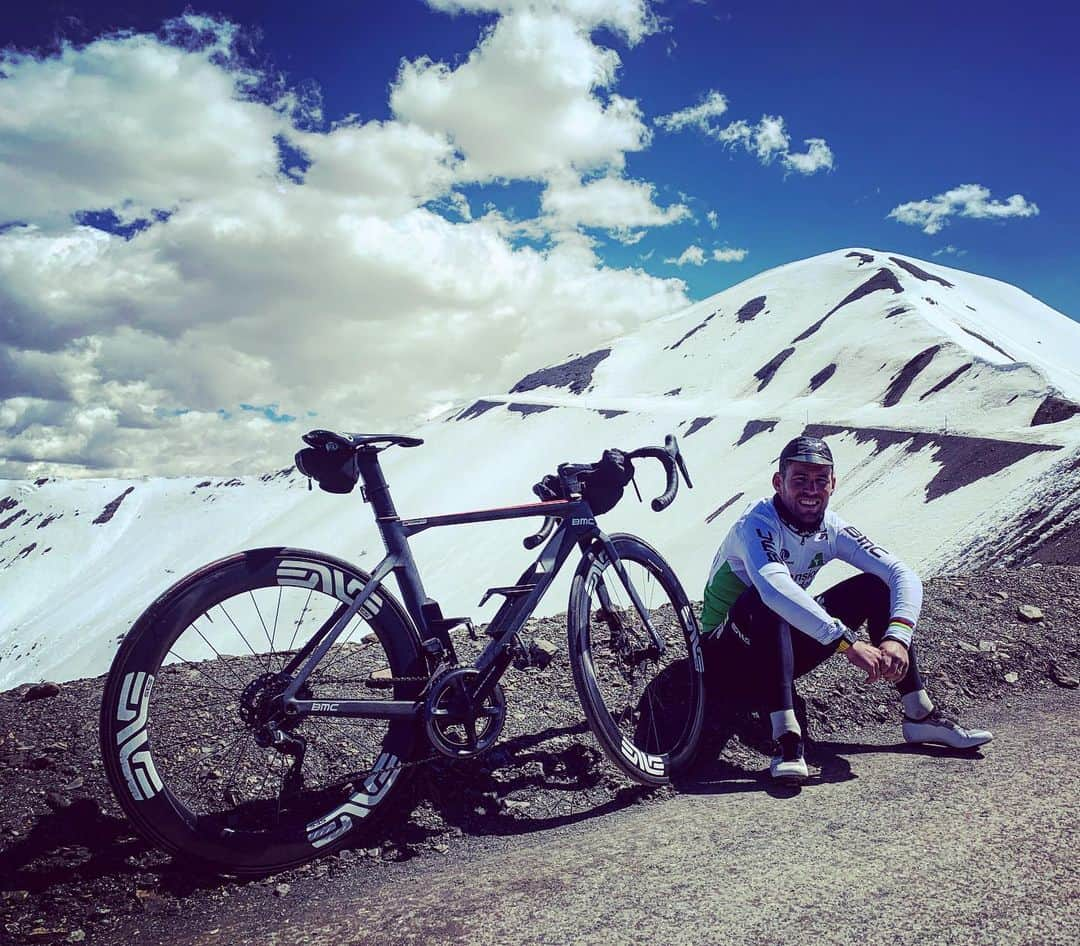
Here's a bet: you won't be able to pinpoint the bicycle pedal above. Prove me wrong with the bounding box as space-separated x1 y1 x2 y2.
421 637 444 657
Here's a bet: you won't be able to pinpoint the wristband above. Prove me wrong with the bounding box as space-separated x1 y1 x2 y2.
883 619 914 648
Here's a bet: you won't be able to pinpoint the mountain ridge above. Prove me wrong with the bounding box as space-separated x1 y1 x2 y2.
2 247 1079 688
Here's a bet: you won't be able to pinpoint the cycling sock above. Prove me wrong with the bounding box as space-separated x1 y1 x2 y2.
770 708 801 740
902 689 934 721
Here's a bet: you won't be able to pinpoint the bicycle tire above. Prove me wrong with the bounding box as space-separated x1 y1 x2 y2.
99 547 427 875
567 533 705 785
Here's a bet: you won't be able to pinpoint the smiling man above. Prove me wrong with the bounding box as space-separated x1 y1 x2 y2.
700 435 992 782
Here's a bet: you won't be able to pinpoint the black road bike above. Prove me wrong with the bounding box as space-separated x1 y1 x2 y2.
100 430 705 874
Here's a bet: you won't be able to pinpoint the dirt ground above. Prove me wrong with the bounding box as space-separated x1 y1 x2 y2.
1 564 1078 944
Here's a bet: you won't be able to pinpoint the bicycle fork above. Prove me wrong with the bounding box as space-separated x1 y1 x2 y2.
594 536 667 657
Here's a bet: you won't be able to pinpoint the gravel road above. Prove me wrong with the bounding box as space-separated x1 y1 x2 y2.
139 686 1078 946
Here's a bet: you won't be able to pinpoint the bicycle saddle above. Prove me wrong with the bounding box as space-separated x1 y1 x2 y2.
301 429 424 450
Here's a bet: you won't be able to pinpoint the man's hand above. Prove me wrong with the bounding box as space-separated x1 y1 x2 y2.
879 639 910 683
845 641 885 682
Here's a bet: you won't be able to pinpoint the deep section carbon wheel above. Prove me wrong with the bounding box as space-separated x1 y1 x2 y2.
567 533 705 785
99 548 426 875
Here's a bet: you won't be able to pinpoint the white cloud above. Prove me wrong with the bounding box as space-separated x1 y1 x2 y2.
656 93 833 176
706 210 719 229
781 138 834 175
888 184 1040 235
390 10 651 181
0 14 691 478
664 245 706 266
751 115 789 163
0 23 294 225
933 245 967 257
714 119 751 148
296 120 460 214
541 173 691 235
712 247 747 262
654 91 729 133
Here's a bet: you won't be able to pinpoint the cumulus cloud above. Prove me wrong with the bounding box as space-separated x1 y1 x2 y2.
706 210 719 229
888 184 1040 235
712 247 747 262
933 245 967 257
541 173 690 237
391 9 651 181
0 12 691 478
656 91 833 175
0 24 292 225
664 245 706 266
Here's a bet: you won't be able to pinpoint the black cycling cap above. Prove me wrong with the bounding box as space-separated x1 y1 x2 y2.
779 436 833 466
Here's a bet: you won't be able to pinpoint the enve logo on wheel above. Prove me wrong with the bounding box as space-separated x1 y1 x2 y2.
115 671 163 802
277 560 383 616
305 752 400 848
619 736 666 777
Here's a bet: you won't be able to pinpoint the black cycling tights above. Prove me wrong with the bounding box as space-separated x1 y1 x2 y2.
702 572 925 715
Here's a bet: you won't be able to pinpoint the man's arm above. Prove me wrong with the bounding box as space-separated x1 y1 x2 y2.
740 515 848 646
833 522 923 648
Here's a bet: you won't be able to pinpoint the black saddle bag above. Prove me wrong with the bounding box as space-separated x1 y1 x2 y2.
295 445 360 494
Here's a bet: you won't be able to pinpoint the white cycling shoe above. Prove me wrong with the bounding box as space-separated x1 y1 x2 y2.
770 733 808 782
903 708 993 749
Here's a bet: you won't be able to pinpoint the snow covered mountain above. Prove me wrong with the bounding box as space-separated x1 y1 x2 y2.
3 247 1079 688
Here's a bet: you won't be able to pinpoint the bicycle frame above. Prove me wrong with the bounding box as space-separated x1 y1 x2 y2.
279 447 661 723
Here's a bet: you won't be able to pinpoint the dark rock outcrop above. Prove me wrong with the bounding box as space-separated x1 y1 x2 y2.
507 403 554 418
734 420 777 446
888 256 954 288
92 487 135 525
754 348 796 391
1031 394 1080 427
792 268 904 342
455 400 501 421
919 363 973 401
883 346 941 407
808 364 837 392
804 424 1061 501
510 349 611 396
736 297 767 323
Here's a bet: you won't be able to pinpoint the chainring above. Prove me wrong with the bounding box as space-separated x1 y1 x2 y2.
424 667 507 759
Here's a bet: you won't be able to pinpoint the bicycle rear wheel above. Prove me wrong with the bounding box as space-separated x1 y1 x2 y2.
99 547 426 875
567 534 705 785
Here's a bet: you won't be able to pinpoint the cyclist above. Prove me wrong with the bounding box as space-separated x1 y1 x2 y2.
700 435 992 782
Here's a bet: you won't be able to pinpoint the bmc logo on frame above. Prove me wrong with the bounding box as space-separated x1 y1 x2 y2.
572 518 595 526
311 702 340 712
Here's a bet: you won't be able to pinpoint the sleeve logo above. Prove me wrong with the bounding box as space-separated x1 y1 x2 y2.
842 526 889 559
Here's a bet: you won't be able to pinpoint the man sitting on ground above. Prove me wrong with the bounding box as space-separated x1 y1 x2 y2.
700 435 992 782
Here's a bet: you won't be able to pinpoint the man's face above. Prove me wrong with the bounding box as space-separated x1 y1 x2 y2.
772 460 836 528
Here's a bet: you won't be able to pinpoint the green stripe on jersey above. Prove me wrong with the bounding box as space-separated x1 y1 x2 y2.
701 560 748 633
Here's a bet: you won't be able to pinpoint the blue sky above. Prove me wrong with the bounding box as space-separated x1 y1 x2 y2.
1 0 1076 476
7 1 1072 311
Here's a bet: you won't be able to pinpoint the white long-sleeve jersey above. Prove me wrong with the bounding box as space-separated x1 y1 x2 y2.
701 495 923 648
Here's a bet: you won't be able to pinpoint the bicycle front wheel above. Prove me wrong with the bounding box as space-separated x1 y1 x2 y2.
99 548 427 875
567 534 705 785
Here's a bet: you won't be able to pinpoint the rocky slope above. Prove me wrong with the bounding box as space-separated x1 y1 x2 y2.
1 564 1077 945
